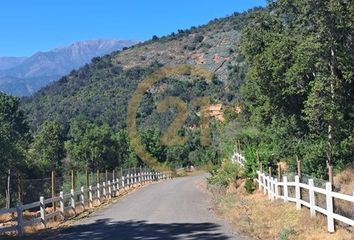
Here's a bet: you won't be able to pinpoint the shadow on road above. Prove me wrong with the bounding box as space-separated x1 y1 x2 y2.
35 219 232 240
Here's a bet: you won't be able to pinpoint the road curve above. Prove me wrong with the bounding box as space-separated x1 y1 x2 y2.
47 174 251 240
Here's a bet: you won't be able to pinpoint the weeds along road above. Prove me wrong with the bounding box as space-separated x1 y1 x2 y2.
45 174 251 240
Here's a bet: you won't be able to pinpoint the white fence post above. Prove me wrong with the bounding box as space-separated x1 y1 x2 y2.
126 174 130 187
97 183 101 202
326 182 335 232
258 171 262 190
40 196 46 227
16 202 24 237
81 186 85 208
263 174 267 195
108 180 112 198
295 176 301 210
112 179 116 197
283 176 288 202
70 189 76 213
122 176 125 188
116 178 120 193
308 179 316 217
89 186 93 208
269 177 273 200
267 176 271 199
60 191 65 219
103 182 107 199
274 179 279 199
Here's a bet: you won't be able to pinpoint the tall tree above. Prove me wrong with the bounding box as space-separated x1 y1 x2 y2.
65 120 112 171
240 0 354 177
0 92 30 173
29 120 65 176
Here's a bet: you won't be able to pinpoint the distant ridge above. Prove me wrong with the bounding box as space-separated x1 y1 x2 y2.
0 39 137 96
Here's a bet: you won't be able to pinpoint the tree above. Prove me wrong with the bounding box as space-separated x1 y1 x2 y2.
0 93 30 174
65 120 112 171
240 0 354 177
29 120 65 176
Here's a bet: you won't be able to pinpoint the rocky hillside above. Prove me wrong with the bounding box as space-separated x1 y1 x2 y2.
21 10 257 131
0 39 137 96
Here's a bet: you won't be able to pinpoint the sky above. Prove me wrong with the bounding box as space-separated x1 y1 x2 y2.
0 0 266 57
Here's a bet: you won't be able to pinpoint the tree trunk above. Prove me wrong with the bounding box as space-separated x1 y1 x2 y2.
327 47 337 183
6 170 10 208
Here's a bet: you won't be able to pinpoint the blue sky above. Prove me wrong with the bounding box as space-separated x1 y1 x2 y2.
0 0 266 57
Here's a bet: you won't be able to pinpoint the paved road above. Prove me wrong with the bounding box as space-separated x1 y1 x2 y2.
46 174 251 240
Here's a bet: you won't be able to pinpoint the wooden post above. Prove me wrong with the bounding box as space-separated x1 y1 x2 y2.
277 163 282 182
296 155 301 177
59 191 65 219
40 196 46 227
86 170 89 187
16 202 24 237
51 171 56 212
17 173 23 203
268 166 272 177
89 186 93 208
105 170 108 183
71 170 75 191
96 169 100 184
6 169 10 208
80 186 85 208
328 165 334 185
97 183 101 203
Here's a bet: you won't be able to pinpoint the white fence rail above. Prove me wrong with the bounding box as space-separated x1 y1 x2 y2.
256 171 354 232
0 171 171 237
231 152 354 233
231 152 245 166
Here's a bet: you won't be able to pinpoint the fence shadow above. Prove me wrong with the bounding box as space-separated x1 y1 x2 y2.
28 219 232 240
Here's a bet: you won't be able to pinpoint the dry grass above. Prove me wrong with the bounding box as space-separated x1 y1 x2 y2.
211 182 353 240
335 165 354 195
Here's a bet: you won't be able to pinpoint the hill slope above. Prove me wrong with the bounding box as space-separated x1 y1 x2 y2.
21 10 256 131
0 39 137 96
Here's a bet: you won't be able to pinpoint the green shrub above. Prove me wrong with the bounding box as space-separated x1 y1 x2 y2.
244 178 255 193
278 227 296 240
208 160 242 187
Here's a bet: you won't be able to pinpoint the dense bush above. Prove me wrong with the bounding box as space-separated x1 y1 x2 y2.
208 160 243 187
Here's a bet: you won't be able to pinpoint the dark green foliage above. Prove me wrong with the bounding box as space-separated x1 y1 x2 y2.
244 178 255 193
239 0 354 178
208 160 242 187
0 93 30 174
29 120 65 176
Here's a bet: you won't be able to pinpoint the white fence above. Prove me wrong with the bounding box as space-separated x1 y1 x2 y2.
256 171 354 232
230 151 354 233
0 171 171 237
231 152 245 166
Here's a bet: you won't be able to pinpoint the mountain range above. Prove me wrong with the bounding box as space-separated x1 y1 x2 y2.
21 9 256 131
0 39 137 96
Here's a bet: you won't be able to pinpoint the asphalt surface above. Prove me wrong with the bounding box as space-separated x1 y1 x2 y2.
46 174 251 240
